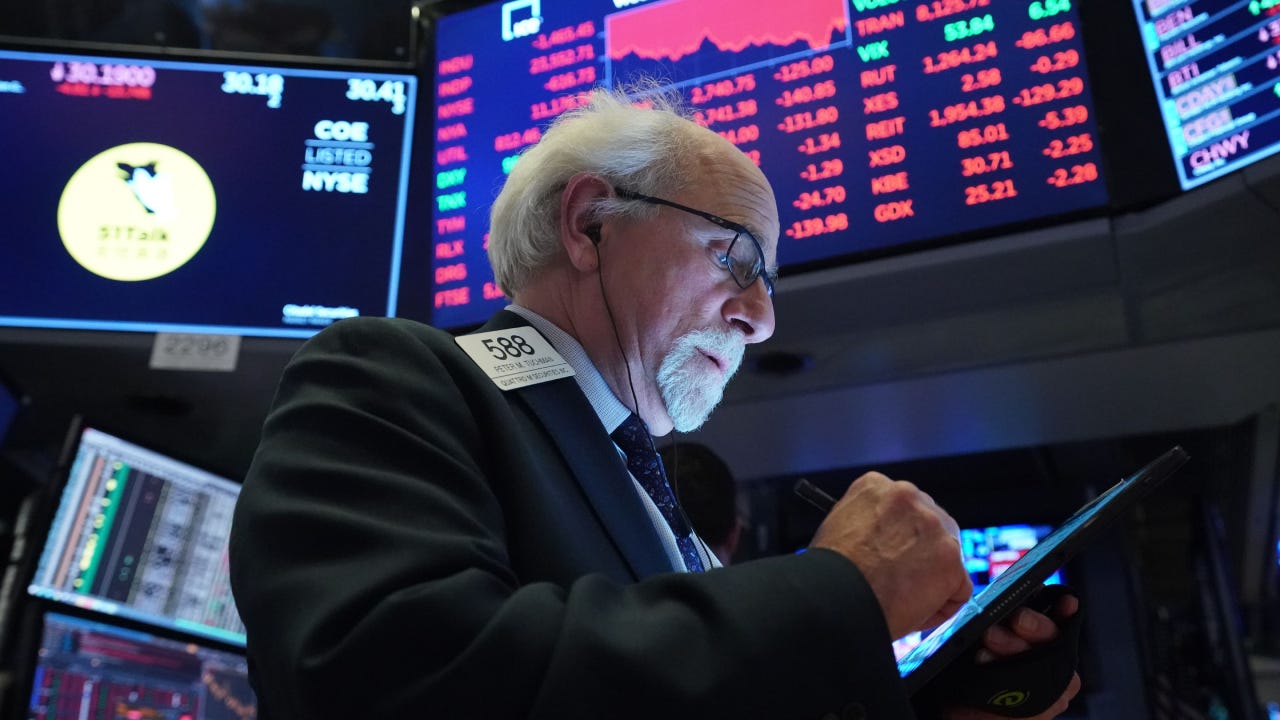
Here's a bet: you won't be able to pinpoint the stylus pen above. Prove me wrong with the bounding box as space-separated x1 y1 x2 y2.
793 479 837 513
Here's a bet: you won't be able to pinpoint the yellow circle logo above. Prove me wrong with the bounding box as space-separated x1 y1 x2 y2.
58 143 216 281
988 690 1030 707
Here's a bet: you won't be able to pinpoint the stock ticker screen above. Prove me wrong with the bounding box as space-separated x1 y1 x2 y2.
430 0 1112 329
29 427 247 647
1134 0 1280 190
25 612 255 720
0 48 417 337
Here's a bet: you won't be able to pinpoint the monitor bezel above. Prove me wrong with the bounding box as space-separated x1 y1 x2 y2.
10 417 248 654
0 39 427 338
2 599 254 720
417 0 1186 331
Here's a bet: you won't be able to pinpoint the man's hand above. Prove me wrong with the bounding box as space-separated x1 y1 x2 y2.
810 472 972 640
943 595 1083 720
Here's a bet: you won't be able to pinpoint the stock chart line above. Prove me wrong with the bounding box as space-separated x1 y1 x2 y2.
604 0 852 90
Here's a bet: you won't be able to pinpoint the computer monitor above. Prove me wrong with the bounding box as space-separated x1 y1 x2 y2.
892 523 1063 661
1132 0 1280 190
27 425 246 647
0 46 419 337
427 0 1111 328
22 610 255 720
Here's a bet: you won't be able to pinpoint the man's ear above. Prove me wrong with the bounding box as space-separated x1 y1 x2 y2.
559 173 612 272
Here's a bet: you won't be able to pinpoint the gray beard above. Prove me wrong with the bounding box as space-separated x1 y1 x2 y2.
656 327 745 432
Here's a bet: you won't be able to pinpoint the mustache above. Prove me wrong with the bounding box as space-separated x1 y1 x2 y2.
680 327 745 378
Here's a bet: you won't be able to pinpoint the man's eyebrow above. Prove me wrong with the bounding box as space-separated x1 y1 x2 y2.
733 209 779 248
742 221 768 243
723 215 767 245
689 213 757 242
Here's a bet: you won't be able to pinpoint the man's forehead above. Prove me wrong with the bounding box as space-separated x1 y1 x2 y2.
725 180 780 262
693 163 778 242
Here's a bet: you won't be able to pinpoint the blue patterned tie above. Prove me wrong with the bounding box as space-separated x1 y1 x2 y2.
611 413 705 573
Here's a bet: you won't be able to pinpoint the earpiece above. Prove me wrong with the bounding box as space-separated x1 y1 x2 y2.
586 226 601 245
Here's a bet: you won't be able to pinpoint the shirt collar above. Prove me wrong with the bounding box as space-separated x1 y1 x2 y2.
504 304 632 436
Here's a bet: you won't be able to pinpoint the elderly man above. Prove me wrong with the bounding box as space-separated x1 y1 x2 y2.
229 89 1079 719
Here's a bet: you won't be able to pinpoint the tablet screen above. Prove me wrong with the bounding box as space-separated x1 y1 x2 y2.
896 446 1188 686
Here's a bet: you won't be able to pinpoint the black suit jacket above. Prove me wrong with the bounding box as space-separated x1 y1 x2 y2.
228 313 915 719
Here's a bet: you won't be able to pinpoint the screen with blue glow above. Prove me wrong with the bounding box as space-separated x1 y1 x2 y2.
24 612 255 719
430 0 1111 328
892 523 1062 661
1132 0 1280 190
0 47 418 337
29 427 247 647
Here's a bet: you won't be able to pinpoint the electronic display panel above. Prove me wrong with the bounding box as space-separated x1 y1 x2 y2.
23 612 255 720
429 0 1111 328
892 523 1062 661
0 47 418 337
28 427 246 647
1133 0 1280 190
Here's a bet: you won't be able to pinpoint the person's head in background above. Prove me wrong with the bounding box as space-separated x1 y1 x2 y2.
660 442 744 565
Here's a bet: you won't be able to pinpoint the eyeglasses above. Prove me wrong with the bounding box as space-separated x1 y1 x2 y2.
614 187 776 297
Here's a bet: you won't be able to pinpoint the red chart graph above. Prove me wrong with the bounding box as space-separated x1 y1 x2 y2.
605 0 850 85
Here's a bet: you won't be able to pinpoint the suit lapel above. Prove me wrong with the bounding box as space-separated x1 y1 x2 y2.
475 311 672 580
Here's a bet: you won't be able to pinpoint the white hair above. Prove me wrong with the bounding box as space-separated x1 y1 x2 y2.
487 86 716 295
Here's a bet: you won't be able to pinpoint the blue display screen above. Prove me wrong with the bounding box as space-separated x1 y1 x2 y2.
429 0 1110 329
0 48 418 337
29 428 247 647
27 612 255 719
1133 0 1280 190
892 523 1062 663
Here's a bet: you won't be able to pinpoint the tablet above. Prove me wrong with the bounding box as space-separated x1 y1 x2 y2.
897 445 1189 694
